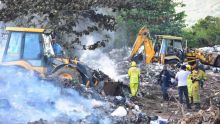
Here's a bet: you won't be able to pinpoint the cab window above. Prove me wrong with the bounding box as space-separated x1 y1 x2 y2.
3 32 43 67
4 32 23 61
23 33 41 59
173 40 183 50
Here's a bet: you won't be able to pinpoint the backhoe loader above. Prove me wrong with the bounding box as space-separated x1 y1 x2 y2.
0 27 128 96
130 26 184 64
130 26 220 68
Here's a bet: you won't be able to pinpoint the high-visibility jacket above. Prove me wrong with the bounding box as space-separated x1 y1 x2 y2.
191 70 200 103
198 70 207 80
187 74 193 97
128 67 140 84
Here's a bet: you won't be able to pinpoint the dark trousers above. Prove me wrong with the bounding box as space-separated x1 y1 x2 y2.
178 86 191 108
161 83 169 100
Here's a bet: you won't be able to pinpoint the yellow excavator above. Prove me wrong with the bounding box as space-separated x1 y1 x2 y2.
130 26 184 64
0 27 129 96
0 27 109 88
130 26 220 68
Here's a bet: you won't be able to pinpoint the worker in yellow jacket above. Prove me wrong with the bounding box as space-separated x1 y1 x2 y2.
186 65 193 104
198 68 207 89
191 67 201 109
128 61 140 97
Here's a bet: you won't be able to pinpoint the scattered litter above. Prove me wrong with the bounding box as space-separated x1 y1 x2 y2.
111 106 127 117
150 116 168 124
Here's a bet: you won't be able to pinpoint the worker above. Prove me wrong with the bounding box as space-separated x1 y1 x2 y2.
198 67 207 89
186 65 193 105
167 46 174 55
128 61 140 98
154 43 160 57
175 65 191 109
51 33 63 56
191 67 201 110
158 65 171 101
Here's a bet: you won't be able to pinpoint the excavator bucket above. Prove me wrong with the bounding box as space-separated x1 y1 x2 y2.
214 55 220 67
130 27 155 64
206 53 220 67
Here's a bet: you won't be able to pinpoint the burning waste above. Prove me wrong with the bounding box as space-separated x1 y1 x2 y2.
0 66 112 123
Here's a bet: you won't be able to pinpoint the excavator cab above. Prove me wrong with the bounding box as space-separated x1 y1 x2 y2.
155 35 184 64
1 27 48 74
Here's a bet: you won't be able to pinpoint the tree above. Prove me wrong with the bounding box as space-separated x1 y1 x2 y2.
116 0 186 46
183 16 220 47
0 0 186 48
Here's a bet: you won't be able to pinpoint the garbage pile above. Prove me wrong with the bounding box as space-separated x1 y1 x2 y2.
27 78 156 124
108 47 165 84
200 45 220 53
177 106 220 124
0 66 118 124
0 66 154 124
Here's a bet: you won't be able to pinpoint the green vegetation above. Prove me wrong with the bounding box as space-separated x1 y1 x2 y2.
116 0 186 46
183 16 220 47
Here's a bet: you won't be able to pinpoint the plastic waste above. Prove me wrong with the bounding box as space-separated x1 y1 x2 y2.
111 106 127 117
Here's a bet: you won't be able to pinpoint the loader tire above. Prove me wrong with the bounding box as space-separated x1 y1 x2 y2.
50 67 83 85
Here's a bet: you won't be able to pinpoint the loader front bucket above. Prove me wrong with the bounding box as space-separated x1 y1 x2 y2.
103 80 130 96
70 61 130 96
214 55 220 67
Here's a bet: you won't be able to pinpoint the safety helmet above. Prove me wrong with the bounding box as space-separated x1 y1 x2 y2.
130 61 137 67
186 65 191 71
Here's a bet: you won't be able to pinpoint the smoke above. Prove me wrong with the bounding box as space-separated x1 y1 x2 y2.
0 66 110 123
0 22 7 61
78 31 122 81
0 1 6 10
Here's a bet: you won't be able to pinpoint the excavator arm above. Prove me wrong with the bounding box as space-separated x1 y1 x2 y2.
130 27 155 64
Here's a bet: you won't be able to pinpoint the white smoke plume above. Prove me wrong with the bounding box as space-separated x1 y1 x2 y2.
78 32 122 81
0 67 110 123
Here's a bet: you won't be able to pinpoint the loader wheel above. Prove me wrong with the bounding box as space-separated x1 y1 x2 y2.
51 67 83 85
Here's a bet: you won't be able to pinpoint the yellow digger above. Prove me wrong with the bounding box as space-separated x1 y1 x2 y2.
0 27 104 87
130 26 184 64
0 27 129 96
130 26 220 68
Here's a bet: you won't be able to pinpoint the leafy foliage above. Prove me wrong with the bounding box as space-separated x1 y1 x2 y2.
116 0 186 46
0 0 125 32
0 0 186 48
183 16 220 47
